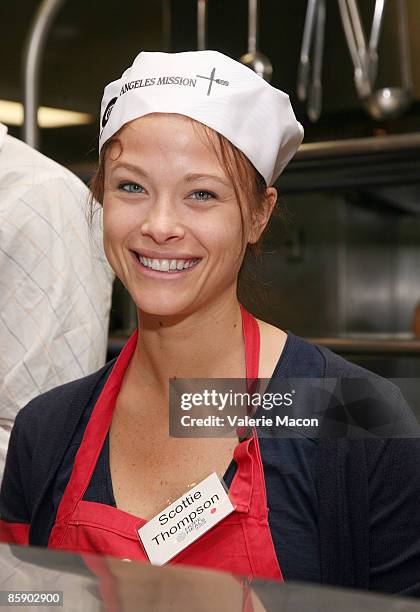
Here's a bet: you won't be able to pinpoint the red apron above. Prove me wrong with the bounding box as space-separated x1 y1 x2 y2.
48 305 284 582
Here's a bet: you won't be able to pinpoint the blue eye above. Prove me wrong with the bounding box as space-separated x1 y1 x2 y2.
119 182 144 193
190 190 215 201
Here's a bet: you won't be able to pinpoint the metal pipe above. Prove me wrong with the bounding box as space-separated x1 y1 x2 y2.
22 0 66 149
295 132 420 160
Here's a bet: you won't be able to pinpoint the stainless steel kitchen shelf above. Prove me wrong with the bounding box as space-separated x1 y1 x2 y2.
309 337 420 354
295 132 420 160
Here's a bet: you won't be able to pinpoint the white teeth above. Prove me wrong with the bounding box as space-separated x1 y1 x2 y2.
137 253 199 273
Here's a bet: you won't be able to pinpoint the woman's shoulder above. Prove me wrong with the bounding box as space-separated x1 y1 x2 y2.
260 320 368 379
288 333 406 404
269 325 390 380
264 326 411 423
282 331 419 441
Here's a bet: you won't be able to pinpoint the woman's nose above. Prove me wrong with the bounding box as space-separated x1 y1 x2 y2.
140 197 185 244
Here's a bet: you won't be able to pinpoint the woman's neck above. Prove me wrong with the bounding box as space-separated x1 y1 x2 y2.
130 296 246 390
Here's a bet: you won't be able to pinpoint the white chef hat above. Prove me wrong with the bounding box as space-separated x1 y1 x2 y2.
99 50 303 186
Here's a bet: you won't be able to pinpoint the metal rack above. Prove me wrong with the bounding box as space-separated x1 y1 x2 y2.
22 0 420 159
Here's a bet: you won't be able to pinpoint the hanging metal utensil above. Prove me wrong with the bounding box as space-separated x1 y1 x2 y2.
346 0 369 79
399 0 413 92
240 0 273 82
307 0 326 122
297 0 318 101
162 0 172 51
367 0 385 87
364 0 413 119
197 0 207 51
338 0 371 99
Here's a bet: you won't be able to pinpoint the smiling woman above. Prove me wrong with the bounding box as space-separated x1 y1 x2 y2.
90 112 273 318
2 50 420 598
90 112 269 266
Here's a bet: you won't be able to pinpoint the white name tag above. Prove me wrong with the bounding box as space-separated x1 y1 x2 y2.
138 472 235 566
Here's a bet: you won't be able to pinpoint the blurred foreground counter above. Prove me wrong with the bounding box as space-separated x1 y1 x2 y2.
1 544 419 612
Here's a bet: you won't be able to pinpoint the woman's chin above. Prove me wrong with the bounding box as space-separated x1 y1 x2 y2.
133 296 201 320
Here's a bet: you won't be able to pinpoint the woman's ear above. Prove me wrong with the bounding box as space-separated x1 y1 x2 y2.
248 187 277 244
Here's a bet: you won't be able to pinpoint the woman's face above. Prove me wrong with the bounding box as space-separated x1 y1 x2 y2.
103 113 270 318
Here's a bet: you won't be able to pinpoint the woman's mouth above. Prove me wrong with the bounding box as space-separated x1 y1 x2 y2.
131 251 201 275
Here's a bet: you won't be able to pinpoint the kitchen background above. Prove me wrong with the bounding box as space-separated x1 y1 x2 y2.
1 0 420 377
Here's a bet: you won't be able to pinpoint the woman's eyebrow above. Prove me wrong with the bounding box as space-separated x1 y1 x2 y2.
110 165 230 188
184 173 231 187
110 162 149 178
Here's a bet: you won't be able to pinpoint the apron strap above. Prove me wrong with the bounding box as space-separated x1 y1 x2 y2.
53 331 139 530
238 304 260 440
239 304 260 382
